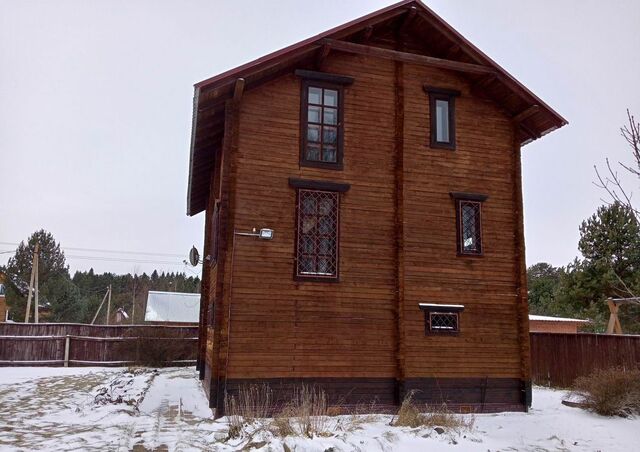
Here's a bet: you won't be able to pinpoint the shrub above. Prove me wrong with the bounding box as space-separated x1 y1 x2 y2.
118 327 195 367
571 367 640 417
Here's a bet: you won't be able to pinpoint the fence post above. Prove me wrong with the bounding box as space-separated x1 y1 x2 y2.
64 335 70 367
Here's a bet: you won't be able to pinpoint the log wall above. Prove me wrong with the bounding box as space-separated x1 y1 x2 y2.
200 48 530 413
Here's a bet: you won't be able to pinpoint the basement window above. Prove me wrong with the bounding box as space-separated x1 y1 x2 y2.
419 303 464 335
425 86 460 150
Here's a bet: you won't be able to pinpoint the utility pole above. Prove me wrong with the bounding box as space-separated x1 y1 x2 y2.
106 283 112 325
131 275 137 325
91 286 110 325
34 247 39 323
24 243 40 323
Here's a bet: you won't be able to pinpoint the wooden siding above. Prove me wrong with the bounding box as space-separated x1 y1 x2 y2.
200 43 531 413
401 60 522 379
226 51 398 383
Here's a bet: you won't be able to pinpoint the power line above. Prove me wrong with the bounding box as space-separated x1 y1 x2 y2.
65 255 186 266
0 242 187 258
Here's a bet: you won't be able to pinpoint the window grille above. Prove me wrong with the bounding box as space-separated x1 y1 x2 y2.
429 312 459 332
296 189 339 279
458 200 482 255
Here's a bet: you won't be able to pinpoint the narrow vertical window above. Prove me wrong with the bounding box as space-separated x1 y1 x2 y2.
435 99 450 142
295 189 339 280
451 192 488 256
459 200 481 254
425 86 460 150
302 83 342 166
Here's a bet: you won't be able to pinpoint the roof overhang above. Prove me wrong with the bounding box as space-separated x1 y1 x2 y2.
187 0 567 216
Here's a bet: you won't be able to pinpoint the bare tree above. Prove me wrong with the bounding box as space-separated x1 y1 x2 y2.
595 110 640 221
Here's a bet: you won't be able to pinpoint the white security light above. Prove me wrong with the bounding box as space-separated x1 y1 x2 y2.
259 228 274 240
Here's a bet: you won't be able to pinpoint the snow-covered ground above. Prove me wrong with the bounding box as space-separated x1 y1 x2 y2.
0 367 638 451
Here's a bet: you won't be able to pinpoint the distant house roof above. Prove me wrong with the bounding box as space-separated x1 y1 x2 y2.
144 291 200 323
529 314 589 324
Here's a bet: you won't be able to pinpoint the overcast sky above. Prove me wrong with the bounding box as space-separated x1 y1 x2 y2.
1 0 639 276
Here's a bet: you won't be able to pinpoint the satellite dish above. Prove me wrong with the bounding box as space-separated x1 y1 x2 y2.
189 246 200 266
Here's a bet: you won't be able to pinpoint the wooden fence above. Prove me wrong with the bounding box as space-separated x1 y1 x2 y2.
0 323 198 367
530 332 640 387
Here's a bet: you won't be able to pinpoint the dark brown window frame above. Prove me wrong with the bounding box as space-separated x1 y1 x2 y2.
292 182 346 283
450 192 488 257
297 70 353 170
424 86 460 150
419 303 464 336
294 189 340 282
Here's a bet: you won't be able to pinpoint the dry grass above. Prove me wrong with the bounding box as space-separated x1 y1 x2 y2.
224 384 273 438
392 391 474 432
270 385 332 438
224 384 333 439
571 367 640 417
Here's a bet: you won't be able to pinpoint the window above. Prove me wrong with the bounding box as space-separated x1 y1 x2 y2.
419 303 464 335
296 70 353 169
458 200 482 254
430 312 459 332
0 284 5 296
451 192 488 256
295 189 339 280
424 86 460 150
301 83 342 167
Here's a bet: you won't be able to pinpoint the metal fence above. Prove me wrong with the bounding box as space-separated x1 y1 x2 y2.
530 332 640 387
0 323 198 367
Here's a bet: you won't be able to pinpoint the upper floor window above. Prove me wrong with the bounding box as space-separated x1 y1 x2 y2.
451 192 488 256
302 83 342 166
0 283 5 296
289 177 350 282
296 70 354 170
425 86 460 150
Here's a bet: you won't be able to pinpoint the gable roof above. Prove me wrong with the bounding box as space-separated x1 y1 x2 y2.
187 0 567 216
144 290 200 323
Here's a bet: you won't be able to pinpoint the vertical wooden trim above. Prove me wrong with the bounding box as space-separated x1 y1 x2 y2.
197 206 211 378
513 138 531 409
393 58 405 404
209 97 240 417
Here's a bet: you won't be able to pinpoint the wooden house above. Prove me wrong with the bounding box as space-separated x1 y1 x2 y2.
529 315 589 334
187 0 566 416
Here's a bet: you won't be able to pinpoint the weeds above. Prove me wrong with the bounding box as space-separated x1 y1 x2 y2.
392 391 474 432
571 367 640 417
224 384 273 438
224 384 335 439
